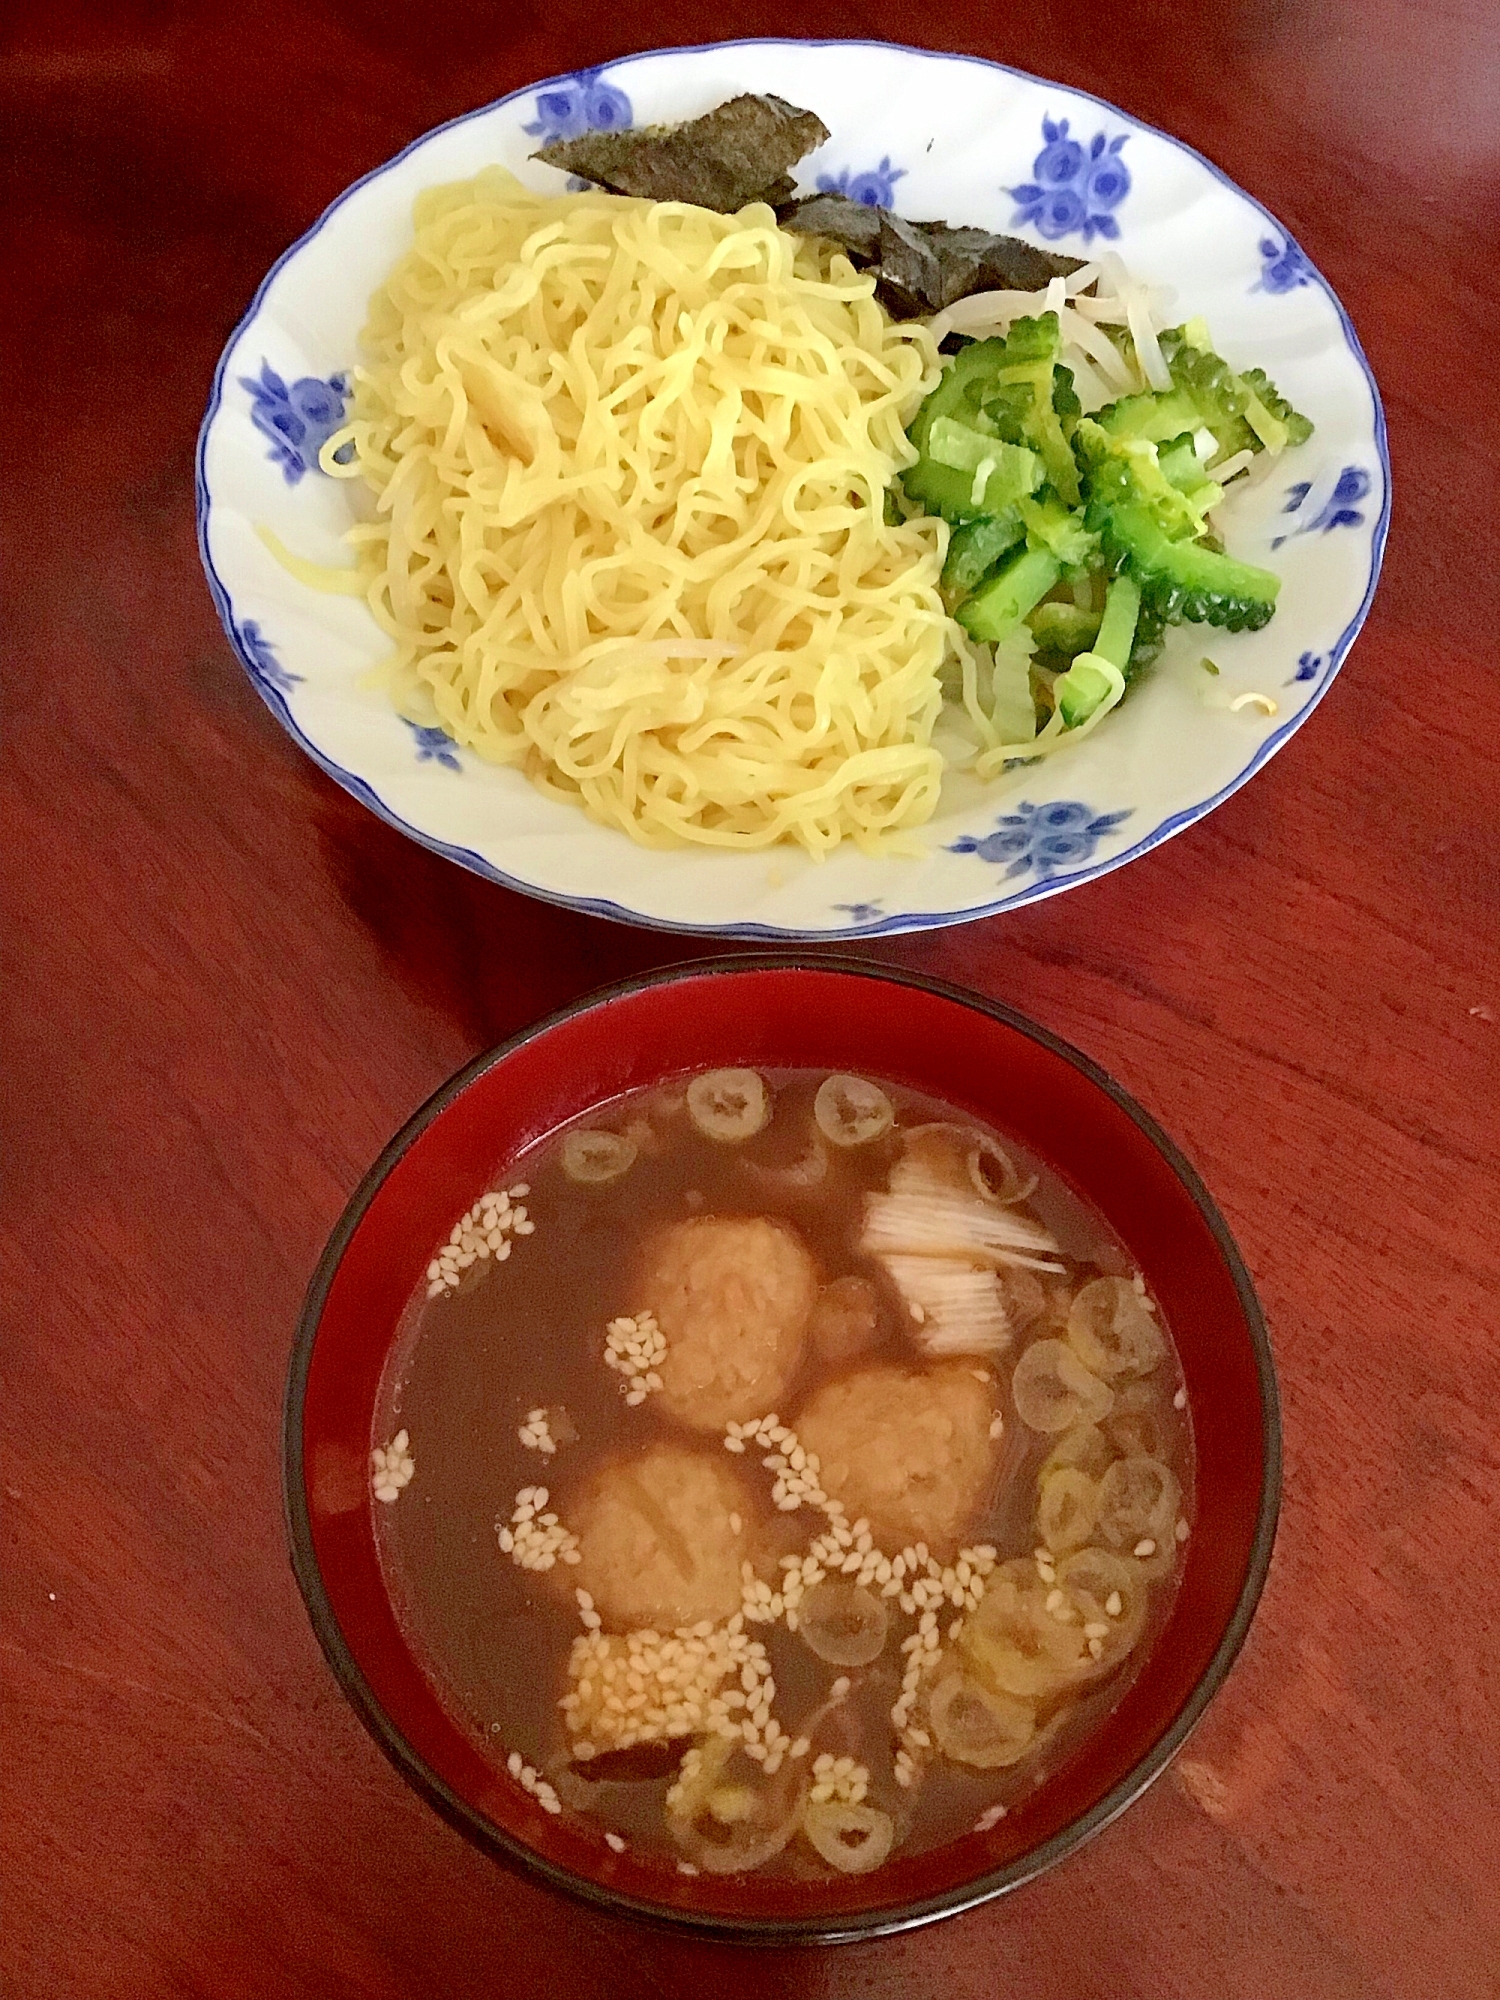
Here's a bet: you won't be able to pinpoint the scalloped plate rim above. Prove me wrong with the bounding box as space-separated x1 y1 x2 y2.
195 36 1391 941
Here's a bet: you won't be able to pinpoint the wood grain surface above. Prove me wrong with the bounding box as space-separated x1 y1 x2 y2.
3 2 1497 1994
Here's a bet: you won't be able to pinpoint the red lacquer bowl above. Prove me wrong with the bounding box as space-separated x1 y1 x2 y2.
285 957 1279 1943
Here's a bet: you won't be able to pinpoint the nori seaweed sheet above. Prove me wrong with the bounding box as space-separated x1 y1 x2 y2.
534 94 829 212
777 192 1084 318
536 96 1084 320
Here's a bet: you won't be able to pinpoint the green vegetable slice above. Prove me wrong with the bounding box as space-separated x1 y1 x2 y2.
1052 572 1139 727
979 313 1080 504
943 514 1026 598
1016 494 1097 570
903 338 1013 522
920 431 1043 517
956 545 1061 643
1239 365 1313 447
1093 500 1281 629
1095 387 1202 446
1028 601 1101 658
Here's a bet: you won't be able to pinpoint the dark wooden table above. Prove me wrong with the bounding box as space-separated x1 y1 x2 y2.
4 2 1497 1994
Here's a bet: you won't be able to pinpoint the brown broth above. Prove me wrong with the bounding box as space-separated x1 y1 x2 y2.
375 1070 1194 1878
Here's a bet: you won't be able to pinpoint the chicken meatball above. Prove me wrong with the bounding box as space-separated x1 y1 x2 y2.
637 1215 818 1431
570 1442 757 1630
795 1362 997 1558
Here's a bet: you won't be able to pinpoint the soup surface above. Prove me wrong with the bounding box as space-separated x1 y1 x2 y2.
374 1069 1194 1880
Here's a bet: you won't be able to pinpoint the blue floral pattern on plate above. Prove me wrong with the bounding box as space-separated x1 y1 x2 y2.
1290 650 1325 685
948 800 1132 880
237 619 301 693
1255 235 1312 294
831 901 885 924
523 68 632 148
1009 117 1130 243
241 361 349 483
1271 466 1371 548
405 720 462 770
816 158 906 207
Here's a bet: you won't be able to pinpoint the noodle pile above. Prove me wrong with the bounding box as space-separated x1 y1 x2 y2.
324 171 953 853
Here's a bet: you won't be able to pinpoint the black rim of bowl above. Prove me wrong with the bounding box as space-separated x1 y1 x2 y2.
283 952 1282 1946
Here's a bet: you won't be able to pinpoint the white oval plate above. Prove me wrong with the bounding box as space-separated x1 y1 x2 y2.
197 39 1388 939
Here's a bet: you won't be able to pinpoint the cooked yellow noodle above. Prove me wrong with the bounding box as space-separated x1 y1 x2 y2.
322 170 953 853
255 524 367 594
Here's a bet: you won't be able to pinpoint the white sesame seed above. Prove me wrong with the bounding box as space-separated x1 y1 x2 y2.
371 1433 415 1503
1174 1387 1187 1410
1176 1518 1190 1542
1134 1538 1157 1558
427 1188 536 1295
605 1308 666 1406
